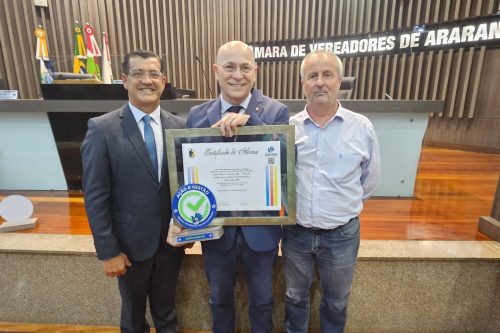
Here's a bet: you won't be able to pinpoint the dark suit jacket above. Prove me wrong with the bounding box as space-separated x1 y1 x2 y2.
187 89 289 252
81 105 185 261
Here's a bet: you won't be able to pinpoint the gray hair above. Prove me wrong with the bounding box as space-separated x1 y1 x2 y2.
300 50 344 78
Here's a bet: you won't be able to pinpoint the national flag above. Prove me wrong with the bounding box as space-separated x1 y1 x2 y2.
34 26 49 61
84 23 101 79
72 22 87 74
34 26 53 83
40 60 53 84
101 32 113 84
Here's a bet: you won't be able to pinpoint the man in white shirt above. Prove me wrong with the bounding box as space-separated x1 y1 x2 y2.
284 50 381 333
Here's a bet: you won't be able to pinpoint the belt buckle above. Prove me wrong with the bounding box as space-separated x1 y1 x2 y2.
312 227 330 234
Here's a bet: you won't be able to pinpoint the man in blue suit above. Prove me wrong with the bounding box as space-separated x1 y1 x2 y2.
81 50 185 333
186 41 289 333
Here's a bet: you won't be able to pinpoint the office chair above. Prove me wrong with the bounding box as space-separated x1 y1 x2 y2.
339 76 356 99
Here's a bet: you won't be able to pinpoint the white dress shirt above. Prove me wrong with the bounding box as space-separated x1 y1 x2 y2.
129 102 163 180
219 93 252 114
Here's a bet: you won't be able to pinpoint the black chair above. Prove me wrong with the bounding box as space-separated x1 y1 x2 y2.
338 77 356 99
0 72 7 90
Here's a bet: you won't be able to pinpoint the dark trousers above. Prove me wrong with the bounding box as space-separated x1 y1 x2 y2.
203 228 278 333
118 243 184 333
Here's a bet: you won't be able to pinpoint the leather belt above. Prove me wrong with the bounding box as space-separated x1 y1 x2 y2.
296 216 358 234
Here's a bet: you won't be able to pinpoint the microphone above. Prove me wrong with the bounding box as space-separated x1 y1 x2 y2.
195 56 214 98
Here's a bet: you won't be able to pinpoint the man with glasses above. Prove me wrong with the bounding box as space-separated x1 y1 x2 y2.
185 41 289 333
82 49 185 333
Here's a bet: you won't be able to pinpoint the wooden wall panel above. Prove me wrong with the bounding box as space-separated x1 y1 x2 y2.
425 46 500 153
0 0 497 126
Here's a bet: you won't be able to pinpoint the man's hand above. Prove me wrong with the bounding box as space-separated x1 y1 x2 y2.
212 113 250 137
166 223 185 247
102 253 132 278
166 222 195 249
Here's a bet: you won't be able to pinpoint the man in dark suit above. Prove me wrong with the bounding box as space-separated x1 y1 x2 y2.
186 41 289 333
81 50 185 333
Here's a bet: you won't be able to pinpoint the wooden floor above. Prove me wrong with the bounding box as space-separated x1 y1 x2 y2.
0 322 208 333
1 146 499 240
0 322 134 333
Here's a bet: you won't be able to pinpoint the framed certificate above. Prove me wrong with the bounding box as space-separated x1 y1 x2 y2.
165 125 296 226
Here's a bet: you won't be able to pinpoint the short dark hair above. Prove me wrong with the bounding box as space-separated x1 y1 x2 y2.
122 49 164 74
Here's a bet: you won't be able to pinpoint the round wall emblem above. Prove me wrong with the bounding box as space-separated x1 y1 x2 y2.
172 184 217 229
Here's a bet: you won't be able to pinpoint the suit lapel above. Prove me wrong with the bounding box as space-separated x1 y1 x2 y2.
207 93 264 125
120 105 159 183
245 89 264 120
207 99 223 126
159 110 171 187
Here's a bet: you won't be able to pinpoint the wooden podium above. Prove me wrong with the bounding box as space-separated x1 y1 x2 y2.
478 176 500 241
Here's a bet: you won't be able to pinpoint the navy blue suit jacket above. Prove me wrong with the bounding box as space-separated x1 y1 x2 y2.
187 89 289 252
81 105 186 261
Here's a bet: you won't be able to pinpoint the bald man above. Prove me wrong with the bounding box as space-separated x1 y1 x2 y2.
186 41 289 333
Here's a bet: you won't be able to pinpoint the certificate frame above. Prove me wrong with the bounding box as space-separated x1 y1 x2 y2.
165 125 296 226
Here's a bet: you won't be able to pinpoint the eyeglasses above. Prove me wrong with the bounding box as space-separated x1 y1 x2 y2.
218 63 254 74
127 70 163 80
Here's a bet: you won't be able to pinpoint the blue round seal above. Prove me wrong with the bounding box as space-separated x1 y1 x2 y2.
172 183 217 229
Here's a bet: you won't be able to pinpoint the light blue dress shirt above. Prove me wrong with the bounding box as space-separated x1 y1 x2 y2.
290 102 381 229
129 102 163 180
219 93 252 114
